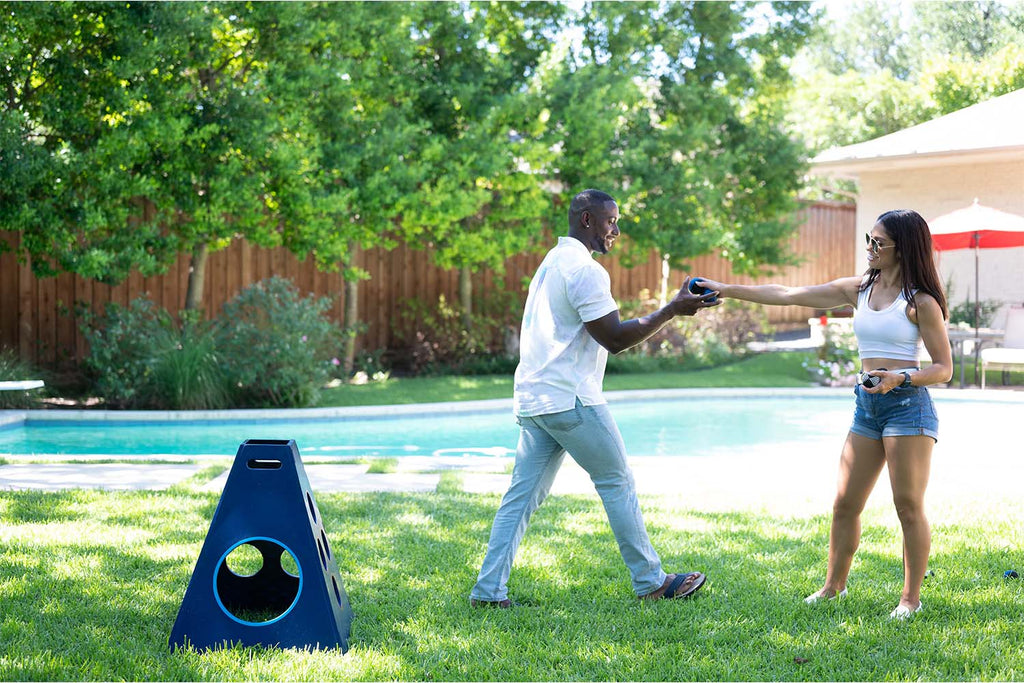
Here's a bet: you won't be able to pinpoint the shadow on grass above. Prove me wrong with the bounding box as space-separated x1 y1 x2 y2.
4 489 93 523
1 489 1021 681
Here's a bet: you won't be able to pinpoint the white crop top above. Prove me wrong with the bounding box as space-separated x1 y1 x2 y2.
853 283 922 361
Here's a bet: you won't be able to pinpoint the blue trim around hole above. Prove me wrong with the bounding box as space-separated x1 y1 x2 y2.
213 536 304 627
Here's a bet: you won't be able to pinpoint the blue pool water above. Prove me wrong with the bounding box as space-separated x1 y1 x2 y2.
0 390 1017 459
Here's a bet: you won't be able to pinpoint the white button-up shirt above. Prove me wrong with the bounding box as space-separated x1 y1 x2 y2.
513 236 619 417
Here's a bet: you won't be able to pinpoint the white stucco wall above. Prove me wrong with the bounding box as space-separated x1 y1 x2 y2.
849 157 1024 329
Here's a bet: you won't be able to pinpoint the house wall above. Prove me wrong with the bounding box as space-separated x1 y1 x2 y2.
851 157 1024 329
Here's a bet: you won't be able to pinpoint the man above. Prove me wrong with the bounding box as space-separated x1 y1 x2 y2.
469 189 720 607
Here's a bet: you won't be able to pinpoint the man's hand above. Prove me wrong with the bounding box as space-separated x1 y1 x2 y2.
669 277 721 317
584 277 721 354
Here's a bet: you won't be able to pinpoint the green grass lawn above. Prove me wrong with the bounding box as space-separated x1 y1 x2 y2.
3 350 1021 680
317 352 816 407
317 350 1023 407
1 480 1021 681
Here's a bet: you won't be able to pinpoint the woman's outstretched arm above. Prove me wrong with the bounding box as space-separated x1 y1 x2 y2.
694 276 862 310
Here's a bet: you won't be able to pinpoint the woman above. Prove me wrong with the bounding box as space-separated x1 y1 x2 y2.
697 209 952 618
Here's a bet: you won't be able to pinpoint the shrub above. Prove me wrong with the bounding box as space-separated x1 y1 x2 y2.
144 311 228 410
606 353 695 374
612 289 770 371
353 349 389 378
0 347 45 409
80 299 228 409
804 317 858 386
453 353 519 376
80 298 168 408
945 275 1001 327
218 277 341 408
394 289 521 376
949 298 1001 328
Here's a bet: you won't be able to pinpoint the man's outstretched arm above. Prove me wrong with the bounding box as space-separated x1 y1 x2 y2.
584 278 719 355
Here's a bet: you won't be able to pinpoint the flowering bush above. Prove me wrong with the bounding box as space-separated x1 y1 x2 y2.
804 316 858 386
393 288 522 376
80 299 227 409
80 297 170 408
217 277 341 407
613 289 769 370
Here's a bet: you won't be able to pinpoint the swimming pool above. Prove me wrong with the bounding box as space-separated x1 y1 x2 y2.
0 388 1019 459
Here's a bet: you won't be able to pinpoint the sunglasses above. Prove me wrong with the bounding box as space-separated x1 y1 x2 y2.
865 233 896 255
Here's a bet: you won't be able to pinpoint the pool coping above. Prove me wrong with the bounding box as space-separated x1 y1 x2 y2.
1 386 1021 430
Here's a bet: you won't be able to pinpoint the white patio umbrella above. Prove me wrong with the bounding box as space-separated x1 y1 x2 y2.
930 199 1024 331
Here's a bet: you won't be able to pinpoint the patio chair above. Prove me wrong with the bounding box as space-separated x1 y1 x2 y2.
980 305 1024 389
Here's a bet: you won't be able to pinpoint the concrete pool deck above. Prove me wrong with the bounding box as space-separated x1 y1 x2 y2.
1 436 1020 516
2 386 1021 515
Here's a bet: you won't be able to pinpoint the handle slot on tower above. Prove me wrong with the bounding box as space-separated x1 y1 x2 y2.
247 459 283 470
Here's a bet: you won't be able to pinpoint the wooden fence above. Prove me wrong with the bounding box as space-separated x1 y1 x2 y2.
1 201 855 369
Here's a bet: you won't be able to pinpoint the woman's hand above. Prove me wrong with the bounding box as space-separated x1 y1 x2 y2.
860 370 904 394
692 277 725 296
668 277 721 316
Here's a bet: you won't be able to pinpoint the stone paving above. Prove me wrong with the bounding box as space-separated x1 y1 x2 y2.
2 437 1020 516
2 384 1020 514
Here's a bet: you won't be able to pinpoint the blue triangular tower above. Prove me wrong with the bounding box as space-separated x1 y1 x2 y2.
170 439 353 651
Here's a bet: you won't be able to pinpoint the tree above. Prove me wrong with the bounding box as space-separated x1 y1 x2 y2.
396 2 567 328
788 0 1024 155
263 2 430 371
1 2 178 281
805 0 916 78
539 1 815 291
920 43 1024 113
914 0 1024 60
0 2 321 310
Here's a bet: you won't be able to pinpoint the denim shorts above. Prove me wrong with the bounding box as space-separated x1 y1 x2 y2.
850 384 939 442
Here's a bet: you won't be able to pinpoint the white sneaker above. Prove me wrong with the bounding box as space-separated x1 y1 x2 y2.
804 588 848 604
890 601 923 619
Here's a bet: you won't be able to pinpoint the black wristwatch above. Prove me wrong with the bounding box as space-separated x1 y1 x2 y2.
898 370 914 388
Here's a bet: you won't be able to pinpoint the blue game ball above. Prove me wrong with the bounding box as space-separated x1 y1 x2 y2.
1005 569 1019 579
689 277 718 303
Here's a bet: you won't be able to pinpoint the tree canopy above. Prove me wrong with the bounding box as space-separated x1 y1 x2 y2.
788 0 1024 154
9 0 1016 340
2 1 824 290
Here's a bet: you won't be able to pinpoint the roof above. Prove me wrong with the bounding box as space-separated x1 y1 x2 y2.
811 87 1024 175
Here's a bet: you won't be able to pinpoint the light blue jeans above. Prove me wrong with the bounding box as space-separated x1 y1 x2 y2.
470 400 667 600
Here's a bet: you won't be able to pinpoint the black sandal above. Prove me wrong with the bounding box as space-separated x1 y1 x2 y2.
643 571 706 600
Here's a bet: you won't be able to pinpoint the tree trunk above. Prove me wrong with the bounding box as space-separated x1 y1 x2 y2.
184 242 209 311
659 252 670 307
343 277 359 374
459 265 473 329
342 240 361 374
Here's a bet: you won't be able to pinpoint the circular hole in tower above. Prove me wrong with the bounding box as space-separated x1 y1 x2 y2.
281 549 300 577
306 491 317 525
332 575 343 605
214 537 303 625
224 542 263 576
320 529 332 561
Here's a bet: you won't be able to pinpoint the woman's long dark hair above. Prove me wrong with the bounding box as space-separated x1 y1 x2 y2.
860 209 949 320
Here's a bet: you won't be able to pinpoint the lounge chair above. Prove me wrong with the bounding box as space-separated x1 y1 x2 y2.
980 305 1024 389
0 380 44 392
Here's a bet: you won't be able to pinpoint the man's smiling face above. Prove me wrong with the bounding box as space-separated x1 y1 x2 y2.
586 200 620 255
